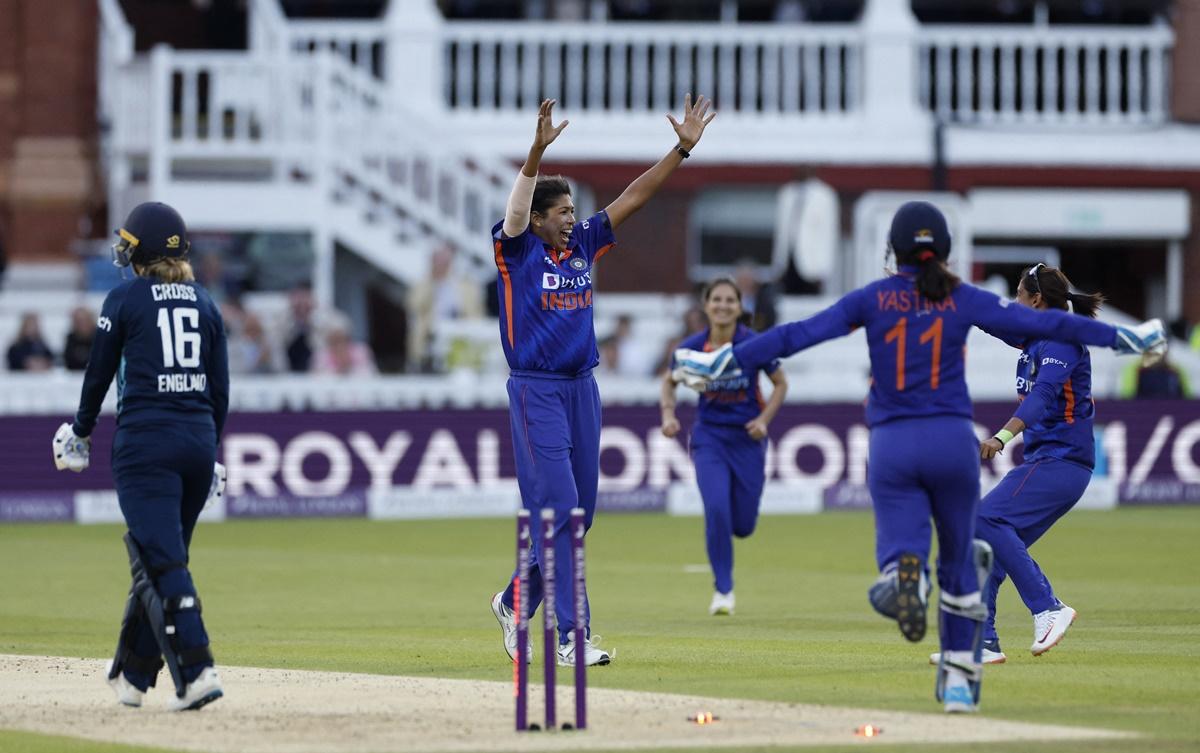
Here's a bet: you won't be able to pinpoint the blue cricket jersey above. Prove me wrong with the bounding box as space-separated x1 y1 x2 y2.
733 267 1118 428
492 211 617 375
1012 340 1095 469
677 325 780 427
73 277 229 438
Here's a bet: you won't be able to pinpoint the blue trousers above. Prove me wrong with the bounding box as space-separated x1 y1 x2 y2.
868 416 981 651
112 421 216 689
975 457 1092 643
691 422 766 595
500 371 601 643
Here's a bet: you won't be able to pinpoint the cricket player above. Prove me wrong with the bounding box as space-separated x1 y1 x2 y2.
671 201 1166 712
661 278 787 616
489 95 715 667
52 201 229 711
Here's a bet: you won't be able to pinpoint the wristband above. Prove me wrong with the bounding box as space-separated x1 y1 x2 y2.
674 143 691 159
993 429 1015 447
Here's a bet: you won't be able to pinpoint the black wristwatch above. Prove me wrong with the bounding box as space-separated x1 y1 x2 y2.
674 143 691 159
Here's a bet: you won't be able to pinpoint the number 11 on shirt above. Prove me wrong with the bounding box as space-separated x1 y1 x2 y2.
884 316 943 391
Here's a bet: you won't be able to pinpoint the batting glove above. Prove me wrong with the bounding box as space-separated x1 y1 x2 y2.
52 422 91 473
206 462 227 508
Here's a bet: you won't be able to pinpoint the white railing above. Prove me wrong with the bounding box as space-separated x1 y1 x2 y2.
919 25 1174 125
443 23 861 118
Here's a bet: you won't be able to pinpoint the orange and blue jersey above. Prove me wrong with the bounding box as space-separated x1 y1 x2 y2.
1012 340 1095 469
732 267 1119 428
492 211 616 375
676 325 780 427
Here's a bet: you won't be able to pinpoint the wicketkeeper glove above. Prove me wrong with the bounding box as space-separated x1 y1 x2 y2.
1114 318 1167 365
52 422 91 473
671 343 740 392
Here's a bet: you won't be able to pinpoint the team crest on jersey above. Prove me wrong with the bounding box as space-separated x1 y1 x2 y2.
568 257 587 272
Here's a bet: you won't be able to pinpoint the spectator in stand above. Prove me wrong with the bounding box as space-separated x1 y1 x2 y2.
7 312 54 372
407 244 485 373
734 260 779 331
1118 356 1192 400
228 311 278 375
63 306 97 371
283 284 317 372
613 313 655 376
313 314 377 376
596 335 621 377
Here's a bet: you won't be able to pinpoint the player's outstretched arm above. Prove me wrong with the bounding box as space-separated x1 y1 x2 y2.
605 93 715 229
503 99 568 238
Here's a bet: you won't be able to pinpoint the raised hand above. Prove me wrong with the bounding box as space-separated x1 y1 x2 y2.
532 99 569 151
667 93 716 151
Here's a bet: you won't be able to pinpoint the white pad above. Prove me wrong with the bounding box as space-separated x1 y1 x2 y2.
52 422 91 473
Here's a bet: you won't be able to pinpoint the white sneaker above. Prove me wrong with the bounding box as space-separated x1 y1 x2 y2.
930 646 1007 666
1031 604 1076 656
557 635 611 667
490 592 533 664
709 591 735 616
105 660 144 708
168 666 223 711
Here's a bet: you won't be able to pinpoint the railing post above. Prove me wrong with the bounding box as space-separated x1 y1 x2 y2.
860 0 928 131
148 44 171 200
311 51 335 311
384 0 444 112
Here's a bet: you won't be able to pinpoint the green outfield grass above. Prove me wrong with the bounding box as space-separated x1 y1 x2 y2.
1 507 1198 753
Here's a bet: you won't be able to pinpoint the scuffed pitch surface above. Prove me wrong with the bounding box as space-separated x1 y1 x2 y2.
0 655 1135 752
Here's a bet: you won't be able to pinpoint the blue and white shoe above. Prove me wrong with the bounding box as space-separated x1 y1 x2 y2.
1114 318 1166 362
930 640 1007 666
168 667 223 711
942 679 978 714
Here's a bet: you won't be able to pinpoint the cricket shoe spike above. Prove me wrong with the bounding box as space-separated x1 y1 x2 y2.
895 553 929 642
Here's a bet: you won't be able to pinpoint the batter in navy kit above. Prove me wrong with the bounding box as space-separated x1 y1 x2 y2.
52 201 229 711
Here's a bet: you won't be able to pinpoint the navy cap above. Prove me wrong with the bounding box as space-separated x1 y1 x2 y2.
888 201 951 263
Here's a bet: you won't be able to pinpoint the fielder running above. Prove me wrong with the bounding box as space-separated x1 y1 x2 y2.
672 201 1166 712
490 95 715 667
932 263 1107 666
52 201 229 711
661 278 787 616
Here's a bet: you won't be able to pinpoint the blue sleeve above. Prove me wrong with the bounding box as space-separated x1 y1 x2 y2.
1013 342 1079 427
492 220 530 260
207 301 230 441
964 286 1117 348
577 211 617 262
73 286 128 437
732 288 865 371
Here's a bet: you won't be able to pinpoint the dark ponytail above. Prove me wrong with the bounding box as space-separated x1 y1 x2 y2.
1025 265 1105 319
913 251 961 302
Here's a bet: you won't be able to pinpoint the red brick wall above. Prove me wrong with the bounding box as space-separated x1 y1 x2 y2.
1173 0 1200 123
0 0 99 262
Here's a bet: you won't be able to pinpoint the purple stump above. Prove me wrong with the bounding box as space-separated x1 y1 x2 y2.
570 507 587 730
540 508 557 731
515 510 531 731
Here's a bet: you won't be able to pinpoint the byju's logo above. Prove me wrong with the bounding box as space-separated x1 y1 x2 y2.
542 273 561 290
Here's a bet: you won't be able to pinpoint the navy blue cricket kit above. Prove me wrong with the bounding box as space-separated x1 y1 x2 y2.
976 339 1096 640
731 269 1119 653
675 326 780 595
74 276 229 690
493 211 615 643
